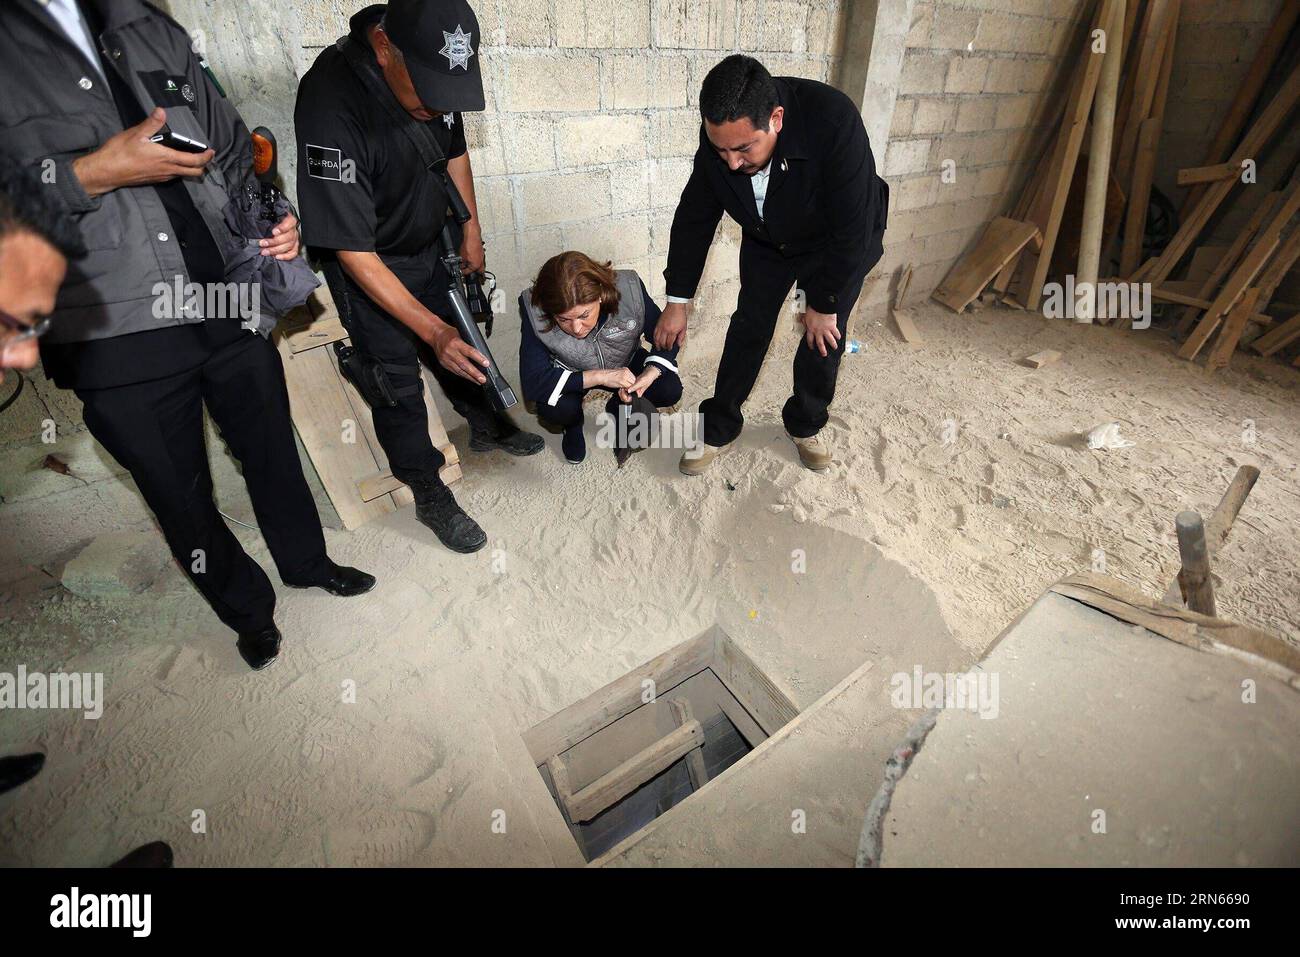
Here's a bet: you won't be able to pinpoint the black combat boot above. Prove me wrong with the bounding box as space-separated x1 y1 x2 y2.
410 477 487 553
464 407 545 456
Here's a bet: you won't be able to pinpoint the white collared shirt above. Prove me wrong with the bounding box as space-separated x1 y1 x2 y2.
39 0 106 80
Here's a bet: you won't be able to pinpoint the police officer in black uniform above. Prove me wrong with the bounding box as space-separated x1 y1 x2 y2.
294 0 542 555
657 55 889 477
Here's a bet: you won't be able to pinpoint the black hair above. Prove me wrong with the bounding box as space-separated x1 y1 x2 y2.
0 152 85 261
699 54 778 130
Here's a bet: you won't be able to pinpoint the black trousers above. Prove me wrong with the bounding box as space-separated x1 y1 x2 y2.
701 238 870 447
541 349 684 428
326 249 504 486
77 332 331 634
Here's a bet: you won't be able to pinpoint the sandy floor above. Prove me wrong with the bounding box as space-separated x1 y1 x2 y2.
1 299 1297 865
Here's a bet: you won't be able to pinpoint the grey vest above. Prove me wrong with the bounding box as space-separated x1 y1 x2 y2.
522 270 645 372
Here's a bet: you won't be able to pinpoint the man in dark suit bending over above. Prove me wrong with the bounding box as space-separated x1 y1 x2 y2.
656 54 889 475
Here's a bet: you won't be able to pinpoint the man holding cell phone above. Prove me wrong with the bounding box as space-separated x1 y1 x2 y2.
0 0 376 672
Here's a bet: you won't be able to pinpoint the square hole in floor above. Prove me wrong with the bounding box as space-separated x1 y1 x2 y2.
522 625 799 862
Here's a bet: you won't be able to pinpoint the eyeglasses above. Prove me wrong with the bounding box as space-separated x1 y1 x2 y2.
0 308 51 347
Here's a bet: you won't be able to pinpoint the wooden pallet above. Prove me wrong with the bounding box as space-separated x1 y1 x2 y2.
275 289 460 530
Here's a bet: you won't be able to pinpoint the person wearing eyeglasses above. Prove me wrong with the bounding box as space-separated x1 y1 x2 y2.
0 154 80 386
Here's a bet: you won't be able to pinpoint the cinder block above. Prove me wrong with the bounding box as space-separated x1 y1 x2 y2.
885 138 931 176
555 0 651 49
805 0 843 56
931 8 980 50
892 174 939 212
891 98 917 137
502 115 558 173
556 113 649 168
913 96 957 134
648 157 693 211
501 0 555 47
521 169 612 226
739 0 810 53
652 109 703 159
608 54 691 110
944 56 989 94
906 2 935 48
900 53 949 94
994 93 1035 129
463 114 506 177
654 0 738 50
502 53 601 111
474 176 515 239
955 98 996 133
560 211 652 263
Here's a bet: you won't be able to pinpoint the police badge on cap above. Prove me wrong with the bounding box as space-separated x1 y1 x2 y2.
384 0 486 113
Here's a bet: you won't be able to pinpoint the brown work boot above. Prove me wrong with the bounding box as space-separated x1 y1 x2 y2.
788 431 832 471
679 442 728 476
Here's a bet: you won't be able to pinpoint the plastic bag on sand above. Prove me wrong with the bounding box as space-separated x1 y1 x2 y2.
1086 422 1135 450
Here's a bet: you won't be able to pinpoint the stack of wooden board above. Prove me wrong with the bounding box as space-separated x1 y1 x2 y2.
276 289 461 531
932 0 1300 372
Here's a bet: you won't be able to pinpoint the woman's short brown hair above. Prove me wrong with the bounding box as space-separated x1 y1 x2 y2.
530 251 621 330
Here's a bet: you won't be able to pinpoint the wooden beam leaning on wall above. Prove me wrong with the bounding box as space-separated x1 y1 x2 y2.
1179 174 1300 360
1019 0 1118 312
1178 2 1300 220
1118 0 1179 279
932 218 1042 313
1138 60 1300 286
1171 192 1281 337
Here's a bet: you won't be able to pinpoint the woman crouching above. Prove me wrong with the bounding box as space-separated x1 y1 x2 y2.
519 252 683 464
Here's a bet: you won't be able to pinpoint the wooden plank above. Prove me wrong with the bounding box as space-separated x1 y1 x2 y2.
894 264 913 309
1152 286 1272 325
1253 223 1300 311
1179 178 1300 359
563 720 703 823
1119 117 1162 278
522 628 716 763
1205 286 1261 370
715 693 767 750
1179 1 1300 219
667 698 710 792
1177 162 1240 187
276 333 396 530
1024 0 1117 310
890 307 925 347
1251 309 1300 355
1024 349 1063 369
932 217 1041 312
716 630 799 735
1174 191 1282 335
1114 0 1176 189
1148 61 1300 285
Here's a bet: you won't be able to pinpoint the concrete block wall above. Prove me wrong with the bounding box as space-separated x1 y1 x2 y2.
871 0 1093 309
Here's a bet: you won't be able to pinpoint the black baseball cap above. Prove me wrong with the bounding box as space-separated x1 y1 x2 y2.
384 0 486 113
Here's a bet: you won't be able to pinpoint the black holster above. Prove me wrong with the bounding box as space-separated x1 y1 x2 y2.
332 341 421 409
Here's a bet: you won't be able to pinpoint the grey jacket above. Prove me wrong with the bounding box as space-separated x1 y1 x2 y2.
0 0 281 343
521 270 647 373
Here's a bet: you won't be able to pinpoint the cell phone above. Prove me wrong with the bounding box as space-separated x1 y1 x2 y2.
148 130 209 153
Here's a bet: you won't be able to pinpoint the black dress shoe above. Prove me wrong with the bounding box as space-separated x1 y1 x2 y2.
110 840 173 868
0 752 45 795
236 625 281 670
287 561 376 597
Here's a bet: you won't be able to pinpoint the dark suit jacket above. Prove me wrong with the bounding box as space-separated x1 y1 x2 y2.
663 76 889 315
